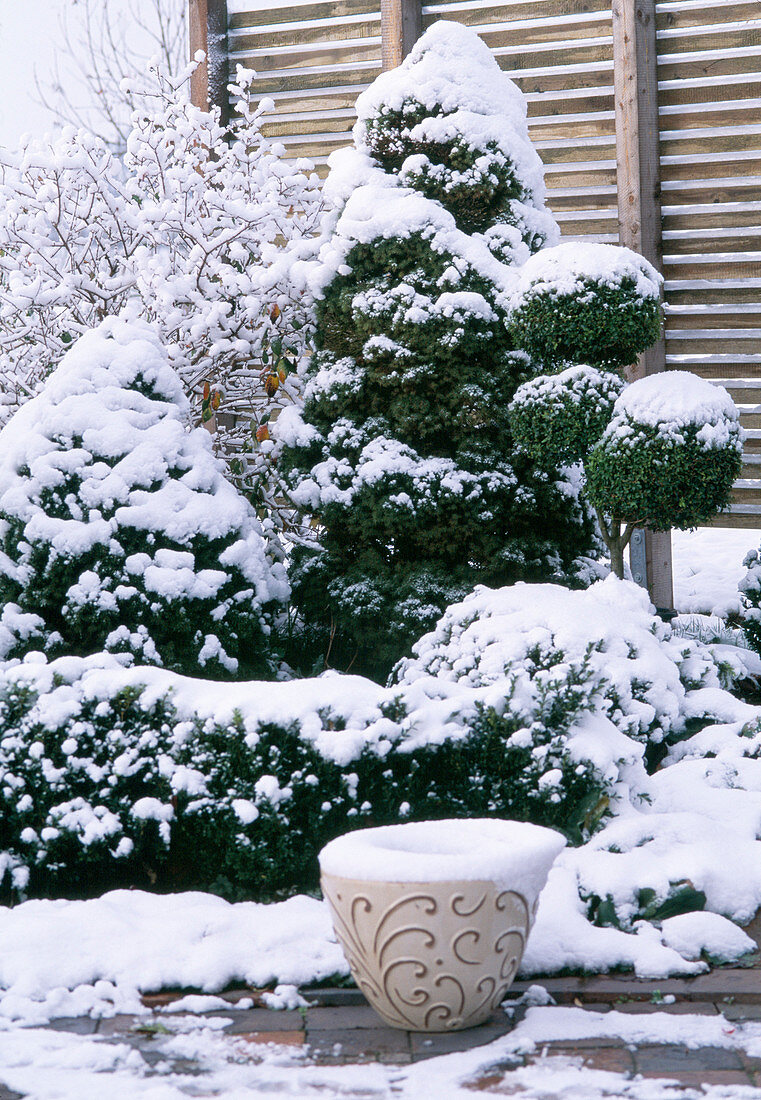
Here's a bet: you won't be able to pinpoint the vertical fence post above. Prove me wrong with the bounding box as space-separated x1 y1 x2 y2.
189 0 230 124
188 0 229 434
612 0 673 610
382 0 423 70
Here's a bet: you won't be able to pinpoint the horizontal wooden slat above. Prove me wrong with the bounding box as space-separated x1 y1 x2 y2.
662 230 761 256
657 0 761 31
665 305 761 327
230 0 379 30
231 18 381 52
426 12 613 46
423 0 612 21
262 114 357 138
506 61 614 93
708 514 761 529
657 24 761 55
728 482 761 506
663 204 761 231
241 65 381 95
233 39 381 74
659 73 761 108
658 49 761 83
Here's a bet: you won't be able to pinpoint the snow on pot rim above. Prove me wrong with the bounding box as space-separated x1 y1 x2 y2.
319 818 566 897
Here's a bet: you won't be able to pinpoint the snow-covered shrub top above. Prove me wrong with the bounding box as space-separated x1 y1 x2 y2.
509 242 662 306
355 21 527 133
609 372 742 451
509 365 625 467
512 365 625 412
0 320 288 676
395 575 726 745
506 242 664 371
299 171 519 304
351 22 553 238
586 373 743 533
318 818 565 895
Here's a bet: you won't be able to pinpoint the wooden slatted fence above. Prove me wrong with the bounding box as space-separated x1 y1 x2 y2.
224 0 761 529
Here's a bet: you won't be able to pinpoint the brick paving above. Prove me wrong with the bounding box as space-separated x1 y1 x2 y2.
26 965 759 1090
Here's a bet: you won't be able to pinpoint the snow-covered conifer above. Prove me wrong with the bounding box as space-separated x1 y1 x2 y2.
277 22 601 678
0 320 289 677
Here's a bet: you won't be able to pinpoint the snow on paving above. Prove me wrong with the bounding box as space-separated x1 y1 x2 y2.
2 1006 761 1098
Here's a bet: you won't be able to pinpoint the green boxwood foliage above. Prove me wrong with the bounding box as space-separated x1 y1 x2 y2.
0 319 288 678
507 243 663 370
586 380 743 531
510 365 625 468
736 550 761 656
0 650 610 903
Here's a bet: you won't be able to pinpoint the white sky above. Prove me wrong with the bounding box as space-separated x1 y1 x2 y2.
0 0 183 151
0 0 65 147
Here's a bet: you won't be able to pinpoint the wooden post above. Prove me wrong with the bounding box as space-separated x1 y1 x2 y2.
189 0 230 124
381 0 423 70
612 0 673 610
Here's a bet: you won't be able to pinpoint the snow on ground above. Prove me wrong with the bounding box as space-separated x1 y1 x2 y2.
671 527 757 618
2 1005 761 1099
0 892 345 1026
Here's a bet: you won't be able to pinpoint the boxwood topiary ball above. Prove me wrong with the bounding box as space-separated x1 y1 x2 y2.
585 372 743 530
509 364 625 467
508 242 663 370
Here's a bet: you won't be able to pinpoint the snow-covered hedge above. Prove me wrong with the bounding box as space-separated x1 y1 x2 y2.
0 649 610 902
507 242 663 370
0 320 288 678
509 365 625 468
0 577 744 904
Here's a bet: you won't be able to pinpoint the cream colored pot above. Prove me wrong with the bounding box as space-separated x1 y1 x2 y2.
319 818 565 1032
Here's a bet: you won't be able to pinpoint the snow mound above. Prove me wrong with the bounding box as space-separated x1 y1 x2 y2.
659 911 756 963
395 574 729 744
356 21 526 122
0 890 344 1025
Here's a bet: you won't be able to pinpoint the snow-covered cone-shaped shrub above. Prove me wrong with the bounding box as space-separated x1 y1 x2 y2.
508 242 663 370
0 320 289 677
585 373 742 578
277 22 600 679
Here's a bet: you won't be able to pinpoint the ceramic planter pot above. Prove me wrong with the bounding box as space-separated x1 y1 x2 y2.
319 818 565 1032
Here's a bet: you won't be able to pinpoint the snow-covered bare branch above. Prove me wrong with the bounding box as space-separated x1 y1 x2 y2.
0 61 326 533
